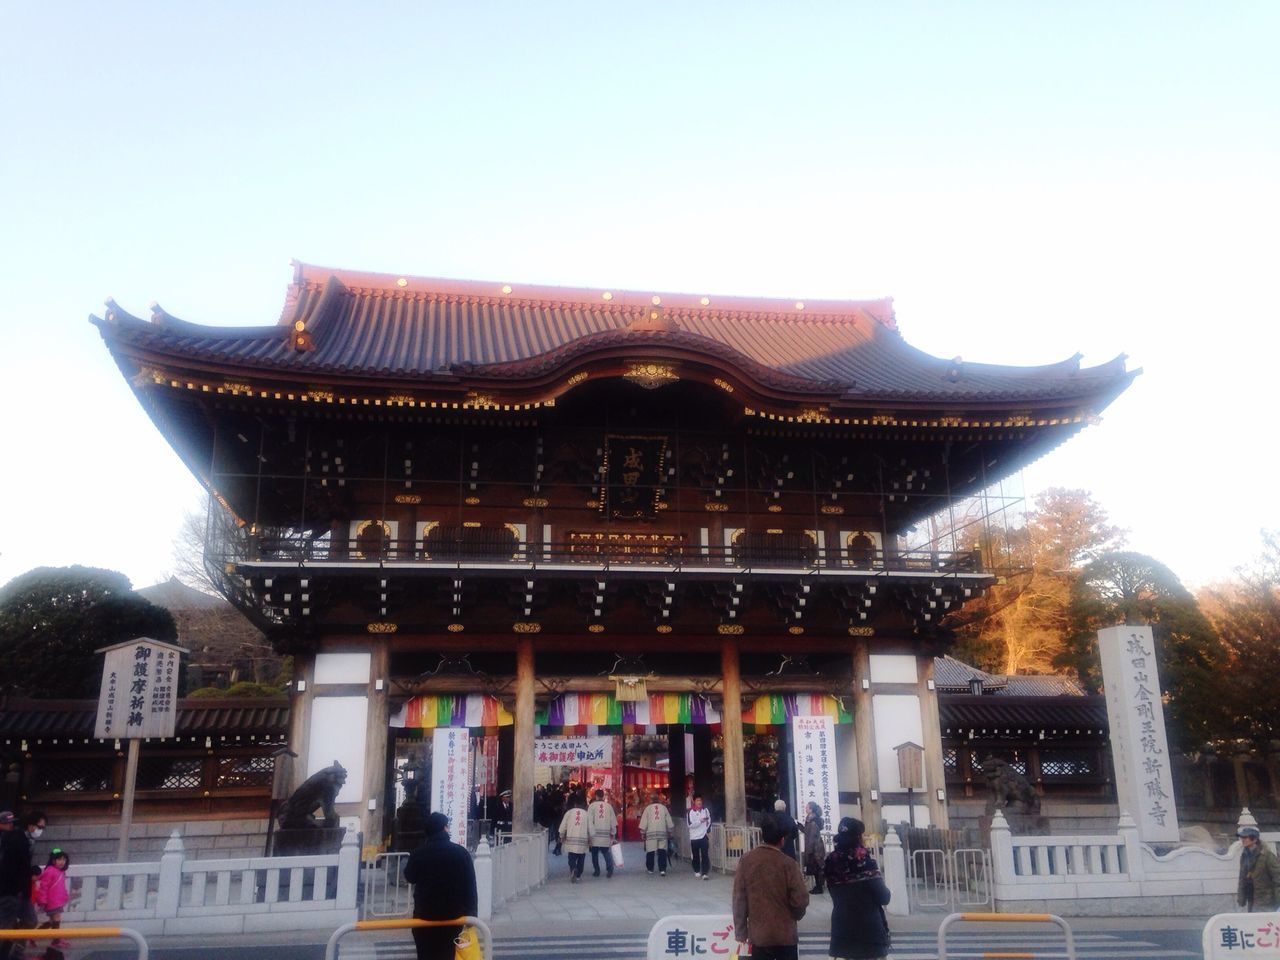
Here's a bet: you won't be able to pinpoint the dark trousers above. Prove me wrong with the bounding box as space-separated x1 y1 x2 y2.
750 946 798 960
411 923 462 960
646 848 669 872
589 844 614 875
567 852 585 878
690 836 710 874
0 894 28 960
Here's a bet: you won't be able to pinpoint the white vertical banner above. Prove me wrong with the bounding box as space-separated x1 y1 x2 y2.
432 727 472 833
1098 624 1180 842
791 715 840 838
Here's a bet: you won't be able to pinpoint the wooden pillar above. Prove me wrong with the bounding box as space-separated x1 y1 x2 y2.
720 636 747 826
1234 754 1251 808
363 637 391 846
513 638 536 833
851 639 880 830
918 655 949 828
287 653 315 791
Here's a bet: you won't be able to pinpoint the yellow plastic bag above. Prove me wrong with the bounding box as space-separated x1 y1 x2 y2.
455 925 482 960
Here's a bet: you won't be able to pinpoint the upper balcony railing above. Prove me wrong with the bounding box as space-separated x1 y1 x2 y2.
215 528 983 577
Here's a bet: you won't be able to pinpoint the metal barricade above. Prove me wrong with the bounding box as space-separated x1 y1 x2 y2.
718 825 761 874
362 851 412 918
911 848 949 907
950 848 992 908
326 916 494 960
0 927 150 958
937 911 1077 960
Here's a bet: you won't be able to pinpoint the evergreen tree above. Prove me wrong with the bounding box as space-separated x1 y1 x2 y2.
0 565 177 698
1059 551 1225 752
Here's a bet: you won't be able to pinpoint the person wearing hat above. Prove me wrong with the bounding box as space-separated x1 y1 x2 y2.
493 789 514 837
1237 825 1280 912
823 817 891 960
403 812 477 960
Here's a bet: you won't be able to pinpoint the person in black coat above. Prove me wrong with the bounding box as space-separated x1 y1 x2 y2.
403 812 478 960
823 817 891 960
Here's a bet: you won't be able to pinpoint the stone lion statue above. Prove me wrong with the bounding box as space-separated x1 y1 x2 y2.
276 760 348 829
980 756 1040 814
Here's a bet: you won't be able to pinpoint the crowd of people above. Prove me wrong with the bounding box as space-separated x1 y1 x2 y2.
0 809 71 960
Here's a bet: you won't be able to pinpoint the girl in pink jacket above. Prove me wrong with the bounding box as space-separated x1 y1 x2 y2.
34 848 71 949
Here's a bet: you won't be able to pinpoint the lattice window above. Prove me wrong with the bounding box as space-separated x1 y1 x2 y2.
137 757 203 790
970 750 1026 775
1040 750 1097 778
217 755 274 787
732 530 818 566
943 747 958 771
423 522 519 561
32 758 113 794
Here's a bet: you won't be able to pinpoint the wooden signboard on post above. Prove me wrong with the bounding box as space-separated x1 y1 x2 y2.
95 637 187 860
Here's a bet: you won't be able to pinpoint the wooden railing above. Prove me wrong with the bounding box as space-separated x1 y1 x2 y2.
226 534 982 575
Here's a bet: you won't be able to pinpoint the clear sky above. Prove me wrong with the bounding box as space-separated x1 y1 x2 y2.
1 2 1276 592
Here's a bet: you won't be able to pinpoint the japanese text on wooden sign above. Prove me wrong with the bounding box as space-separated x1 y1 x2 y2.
95 639 184 740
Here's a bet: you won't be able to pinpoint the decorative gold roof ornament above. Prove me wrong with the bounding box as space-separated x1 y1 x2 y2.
623 362 679 390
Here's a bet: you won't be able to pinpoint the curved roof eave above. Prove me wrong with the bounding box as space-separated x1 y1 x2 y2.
89 266 1139 413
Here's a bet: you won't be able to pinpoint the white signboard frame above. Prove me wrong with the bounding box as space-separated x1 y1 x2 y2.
791 715 840 843
1099 624 1180 842
533 736 612 766
646 914 747 959
95 638 185 740
1204 912 1280 957
432 727 472 833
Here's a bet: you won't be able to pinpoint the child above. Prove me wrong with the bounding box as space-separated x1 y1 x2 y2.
34 848 71 950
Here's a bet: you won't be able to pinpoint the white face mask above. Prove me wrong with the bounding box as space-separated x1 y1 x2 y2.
30 828 43 839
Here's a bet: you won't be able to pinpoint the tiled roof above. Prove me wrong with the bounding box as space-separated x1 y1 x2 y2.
0 698 289 739
137 577 227 611
92 262 1137 406
933 655 1006 692
939 694 1108 733
933 656 1085 697
1001 675 1086 697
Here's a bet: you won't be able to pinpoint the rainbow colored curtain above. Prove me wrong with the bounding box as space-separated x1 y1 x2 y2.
743 693 852 725
535 692 721 727
392 694 513 729
393 690 851 731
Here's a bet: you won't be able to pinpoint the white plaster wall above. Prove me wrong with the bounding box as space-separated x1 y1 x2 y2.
869 654 917 684
872 694 925 791
882 804 932 828
307 696 368 804
313 652 372 685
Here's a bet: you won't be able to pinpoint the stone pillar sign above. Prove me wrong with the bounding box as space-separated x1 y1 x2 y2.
1098 624 1179 842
